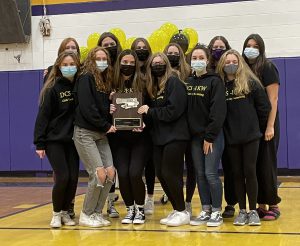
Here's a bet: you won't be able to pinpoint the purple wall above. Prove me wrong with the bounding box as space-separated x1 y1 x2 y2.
0 57 299 170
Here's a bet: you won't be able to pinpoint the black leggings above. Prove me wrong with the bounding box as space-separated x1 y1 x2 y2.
153 141 187 211
113 135 147 206
145 157 155 195
185 143 196 203
46 142 79 212
226 140 259 210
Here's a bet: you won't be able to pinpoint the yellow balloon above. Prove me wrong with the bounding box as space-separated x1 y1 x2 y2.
183 28 198 53
124 37 136 50
159 22 178 41
87 32 101 50
79 46 89 63
109 28 126 49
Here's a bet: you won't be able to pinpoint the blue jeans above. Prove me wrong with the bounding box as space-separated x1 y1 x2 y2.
191 131 224 211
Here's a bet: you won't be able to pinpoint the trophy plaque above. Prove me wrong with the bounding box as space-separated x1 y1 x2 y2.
112 92 143 130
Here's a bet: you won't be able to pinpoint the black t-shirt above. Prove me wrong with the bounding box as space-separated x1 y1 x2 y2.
261 61 280 87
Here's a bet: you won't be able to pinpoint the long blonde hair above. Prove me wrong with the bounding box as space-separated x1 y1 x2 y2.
163 43 191 81
81 47 113 93
39 51 80 105
217 49 262 95
146 52 179 99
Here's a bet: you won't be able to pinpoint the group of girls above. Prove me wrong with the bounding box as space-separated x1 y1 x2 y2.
34 31 281 228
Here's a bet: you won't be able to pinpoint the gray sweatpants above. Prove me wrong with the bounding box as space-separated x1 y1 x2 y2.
73 126 114 215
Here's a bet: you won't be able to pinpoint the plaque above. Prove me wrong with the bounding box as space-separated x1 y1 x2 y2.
112 92 143 130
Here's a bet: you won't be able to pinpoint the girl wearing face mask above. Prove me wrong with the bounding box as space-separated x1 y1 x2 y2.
208 36 231 71
217 49 271 226
242 34 281 221
44 37 80 83
73 47 116 228
209 36 237 219
163 43 195 217
109 49 148 224
131 38 156 215
34 51 80 228
98 32 122 217
138 53 190 227
186 45 226 227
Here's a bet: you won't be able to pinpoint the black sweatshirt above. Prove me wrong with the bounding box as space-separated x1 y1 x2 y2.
186 72 227 142
34 77 76 150
74 72 111 133
224 79 271 145
147 75 190 145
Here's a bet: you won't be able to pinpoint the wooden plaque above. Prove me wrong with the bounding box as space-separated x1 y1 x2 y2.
112 92 143 130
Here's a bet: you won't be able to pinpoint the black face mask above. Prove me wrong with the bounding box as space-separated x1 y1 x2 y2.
167 55 180 68
135 49 150 62
106 46 118 63
120 64 136 76
151 65 167 77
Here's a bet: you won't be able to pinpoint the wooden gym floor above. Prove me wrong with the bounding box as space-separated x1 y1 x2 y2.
0 177 299 246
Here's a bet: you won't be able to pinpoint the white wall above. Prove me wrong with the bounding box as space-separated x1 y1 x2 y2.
0 0 299 71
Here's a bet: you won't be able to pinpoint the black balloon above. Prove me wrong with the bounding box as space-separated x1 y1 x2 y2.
170 30 189 53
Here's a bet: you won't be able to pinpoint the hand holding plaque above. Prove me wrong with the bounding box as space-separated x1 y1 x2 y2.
112 92 143 130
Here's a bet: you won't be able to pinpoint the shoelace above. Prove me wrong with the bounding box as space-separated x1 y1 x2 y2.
199 211 209 218
210 212 220 220
125 209 135 219
135 209 144 219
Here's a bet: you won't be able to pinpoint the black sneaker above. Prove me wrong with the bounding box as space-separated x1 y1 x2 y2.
107 199 119 218
133 206 145 224
121 206 135 224
68 202 75 219
222 205 235 218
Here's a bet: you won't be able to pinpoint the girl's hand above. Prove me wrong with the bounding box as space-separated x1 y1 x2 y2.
265 126 274 141
110 104 116 114
138 105 149 114
132 123 145 132
109 91 116 101
107 125 117 133
203 140 213 155
36 150 46 159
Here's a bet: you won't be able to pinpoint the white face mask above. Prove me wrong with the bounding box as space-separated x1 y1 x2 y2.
191 60 207 72
96 60 108 72
244 47 260 59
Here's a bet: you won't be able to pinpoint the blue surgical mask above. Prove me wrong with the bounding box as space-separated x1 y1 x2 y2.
60 66 77 78
191 60 207 72
244 47 260 59
96 60 108 72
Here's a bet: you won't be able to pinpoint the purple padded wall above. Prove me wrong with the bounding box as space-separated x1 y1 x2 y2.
9 71 42 171
285 58 300 169
0 72 11 171
272 59 288 168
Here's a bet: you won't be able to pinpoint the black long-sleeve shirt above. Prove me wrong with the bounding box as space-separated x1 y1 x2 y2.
34 77 76 150
224 79 271 145
186 72 227 142
74 72 111 133
146 75 190 145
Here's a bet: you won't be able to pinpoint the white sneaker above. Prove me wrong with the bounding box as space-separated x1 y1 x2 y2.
160 210 176 225
79 211 103 227
144 196 154 215
95 213 111 226
50 211 62 228
166 211 190 227
61 211 76 226
207 211 223 227
185 202 192 218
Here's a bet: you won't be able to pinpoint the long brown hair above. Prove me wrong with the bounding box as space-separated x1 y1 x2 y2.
57 37 80 58
208 36 231 70
217 49 262 96
131 37 152 61
163 43 191 81
146 52 178 99
81 47 113 93
113 49 144 92
40 51 80 105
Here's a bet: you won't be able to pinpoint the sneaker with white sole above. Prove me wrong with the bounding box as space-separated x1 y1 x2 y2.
185 202 192 218
166 210 190 227
248 210 261 226
133 206 145 224
233 210 248 226
207 211 223 227
107 199 120 218
144 196 154 215
190 210 211 226
121 206 135 224
50 211 62 228
160 210 176 225
61 211 76 226
95 213 111 226
79 211 103 227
